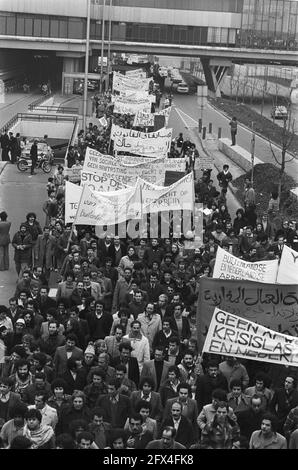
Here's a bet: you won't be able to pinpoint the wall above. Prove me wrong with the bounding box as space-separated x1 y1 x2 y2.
10 120 75 139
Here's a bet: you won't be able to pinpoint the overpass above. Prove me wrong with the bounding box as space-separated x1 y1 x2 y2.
0 0 297 95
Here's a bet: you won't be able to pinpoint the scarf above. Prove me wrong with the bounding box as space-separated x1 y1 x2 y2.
23 424 54 449
14 372 34 395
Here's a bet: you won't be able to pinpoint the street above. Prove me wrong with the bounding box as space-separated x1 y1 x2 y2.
0 164 52 304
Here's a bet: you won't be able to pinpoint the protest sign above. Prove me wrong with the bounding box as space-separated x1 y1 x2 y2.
197 277 298 349
156 106 172 126
133 111 155 128
74 183 142 226
112 71 151 93
213 246 279 283
64 167 82 183
111 124 172 157
113 99 152 115
82 147 165 191
98 116 108 127
125 68 146 78
65 181 82 223
277 245 298 284
137 172 194 214
203 308 298 367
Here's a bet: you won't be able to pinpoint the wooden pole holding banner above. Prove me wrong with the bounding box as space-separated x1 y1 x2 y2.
66 182 85 252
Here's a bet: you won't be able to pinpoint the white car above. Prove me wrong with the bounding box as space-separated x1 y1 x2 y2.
177 83 189 94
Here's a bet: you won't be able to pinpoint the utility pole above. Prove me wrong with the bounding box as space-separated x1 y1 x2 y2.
83 0 91 135
100 0 106 94
107 0 112 77
250 121 255 185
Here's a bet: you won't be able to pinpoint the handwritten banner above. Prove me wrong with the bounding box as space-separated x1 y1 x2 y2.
75 183 142 226
111 124 172 157
213 246 279 283
81 147 165 191
197 277 298 349
112 71 151 93
203 308 298 366
277 245 298 284
133 111 155 128
65 181 82 223
113 99 152 116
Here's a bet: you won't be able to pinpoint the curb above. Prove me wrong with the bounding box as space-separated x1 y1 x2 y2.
207 99 297 160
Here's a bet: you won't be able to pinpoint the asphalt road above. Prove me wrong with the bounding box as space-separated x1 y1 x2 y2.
0 164 53 304
169 93 298 184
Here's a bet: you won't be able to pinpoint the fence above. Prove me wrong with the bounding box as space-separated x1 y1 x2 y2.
0 113 77 134
28 105 79 114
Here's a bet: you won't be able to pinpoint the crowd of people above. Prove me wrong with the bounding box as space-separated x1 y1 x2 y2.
0 75 297 451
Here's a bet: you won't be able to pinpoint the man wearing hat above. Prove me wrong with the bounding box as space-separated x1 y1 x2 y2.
82 343 97 375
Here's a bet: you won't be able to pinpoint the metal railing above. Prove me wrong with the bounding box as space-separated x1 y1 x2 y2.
28 94 54 111
28 105 79 114
0 113 78 134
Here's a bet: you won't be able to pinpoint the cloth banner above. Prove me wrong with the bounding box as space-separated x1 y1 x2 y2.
112 71 151 93
136 172 194 214
113 99 152 115
111 124 172 157
213 246 279 283
74 183 142 226
81 147 165 191
277 245 298 284
112 91 155 103
64 167 82 183
125 68 146 78
133 111 155 128
156 107 172 126
197 277 298 349
203 308 298 367
65 181 82 223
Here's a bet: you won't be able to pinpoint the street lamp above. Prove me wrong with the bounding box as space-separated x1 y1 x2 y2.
83 0 91 135
100 0 106 94
107 0 112 77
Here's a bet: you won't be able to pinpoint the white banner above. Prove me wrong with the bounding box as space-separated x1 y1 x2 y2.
137 172 194 214
75 183 142 226
133 111 155 128
98 116 108 127
82 147 165 191
118 155 185 173
156 106 172 126
65 181 82 223
111 124 172 157
277 245 298 284
113 91 155 103
112 71 151 93
113 99 152 115
125 68 146 78
203 308 298 367
212 246 279 283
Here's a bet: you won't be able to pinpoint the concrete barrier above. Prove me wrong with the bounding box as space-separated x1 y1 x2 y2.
218 137 263 172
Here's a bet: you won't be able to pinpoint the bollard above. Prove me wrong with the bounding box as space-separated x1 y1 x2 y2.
218 127 222 139
208 123 212 134
202 127 206 140
198 119 202 133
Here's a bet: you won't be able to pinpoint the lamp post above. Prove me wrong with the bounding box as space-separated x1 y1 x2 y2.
107 0 112 77
100 0 106 94
83 0 91 135
250 121 255 185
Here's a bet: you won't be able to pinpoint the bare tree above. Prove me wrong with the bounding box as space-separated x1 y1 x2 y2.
269 113 296 210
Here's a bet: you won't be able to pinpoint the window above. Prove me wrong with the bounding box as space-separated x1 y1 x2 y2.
0 16 6 35
50 20 59 37
16 17 25 36
41 18 50 37
33 18 42 36
24 18 33 36
6 16 16 35
59 20 68 38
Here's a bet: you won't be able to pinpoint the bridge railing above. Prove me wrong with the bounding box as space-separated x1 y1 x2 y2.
28 105 79 114
0 113 78 134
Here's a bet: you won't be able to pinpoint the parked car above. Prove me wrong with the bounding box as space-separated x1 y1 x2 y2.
271 105 288 119
177 82 189 94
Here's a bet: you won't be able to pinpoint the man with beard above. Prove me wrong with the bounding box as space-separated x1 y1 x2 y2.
12 223 33 277
177 350 198 384
36 286 56 317
124 413 153 449
105 325 124 360
22 372 52 405
195 360 229 413
146 426 186 449
1 345 27 378
9 360 34 401
53 333 84 377
165 337 184 366
111 341 140 388
15 270 39 298
40 320 66 357
87 300 113 341
84 368 107 409
0 378 24 427
114 364 136 397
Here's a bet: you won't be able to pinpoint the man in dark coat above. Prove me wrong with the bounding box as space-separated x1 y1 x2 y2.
160 401 195 448
236 395 265 440
195 361 229 412
111 341 140 387
0 131 10 162
11 224 32 277
96 379 131 428
30 140 38 175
